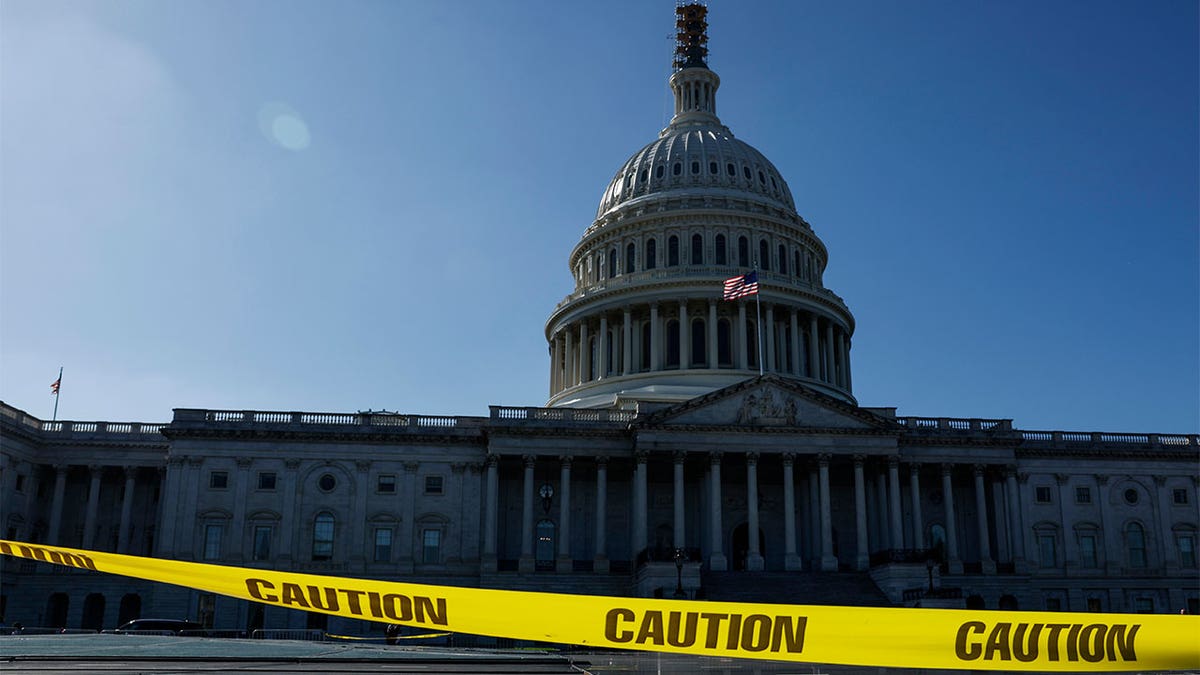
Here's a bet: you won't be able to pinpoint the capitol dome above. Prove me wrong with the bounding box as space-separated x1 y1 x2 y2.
545 4 856 409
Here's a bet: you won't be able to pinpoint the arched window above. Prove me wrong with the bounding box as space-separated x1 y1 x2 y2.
717 318 732 366
626 243 635 275
673 162 681 176
666 320 680 368
646 238 657 270
726 162 735 176
608 248 617 278
794 250 801 277
588 336 597 380
667 236 680 267
691 318 706 367
759 239 770 271
738 236 749 267
778 244 788 275
82 593 105 631
655 165 664 179
691 234 703 265
715 234 727 265
312 512 334 561
1127 523 1147 568
709 161 718 174
691 160 700 175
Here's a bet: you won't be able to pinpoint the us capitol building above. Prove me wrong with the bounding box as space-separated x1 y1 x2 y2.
2 5 1197 636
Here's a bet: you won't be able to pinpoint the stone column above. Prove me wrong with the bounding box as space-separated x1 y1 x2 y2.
942 464 962 573
808 315 820 379
633 452 648 559
737 302 748 370
81 465 104 549
808 464 820 564
229 458 251 561
875 469 890 550
482 455 499 572
519 455 535 573
789 309 801 375
178 458 203 559
46 465 68 546
118 466 138 554
351 460 370 566
853 456 869 570
1001 467 1023 567
398 462 417 573
673 452 686 549
842 334 853 391
708 300 719 369
974 465 995 573
679 300 690 368
594 457 609 573
650 303 661 371
564 329 575 388
551 335 561 394
782 454 801 570
764 306 776 372
746 452 764 570
579 322 590 383
909 463 925 550
818 454 837 571
888 456 904 549
556 456 573 572
622 307 633 374
278 459 300 562
598 316 609 380
708 452 727 570
824 322 835 386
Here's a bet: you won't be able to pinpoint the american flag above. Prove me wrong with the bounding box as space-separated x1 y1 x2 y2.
722 271 759 300
50 377 61 395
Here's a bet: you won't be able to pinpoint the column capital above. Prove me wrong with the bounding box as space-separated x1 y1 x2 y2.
887 455 900 469
187 457 204 467
1017 471 1030 484
354 459 371 473
745 452 759 465
559 455 574 467
1004 464 1018 478
818 453 832 466
781 452 795 466
1094 473 1108 485
973 463 987 477
123 465 139 478
1153 474 1167 486
486 453 499 468
595 456 609 468
450 462 467 474
522 455 537 468
285 458 301 470
468 462 484 474
709 451 723 465
633 450 649 464
673 451 687 464
237 457 254 469
940 462 954 476
909 461 922 474
404 461 420 473
853 454 865 468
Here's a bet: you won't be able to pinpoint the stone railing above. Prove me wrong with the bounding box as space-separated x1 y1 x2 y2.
1018 430 1198 448
897 417 1013 432
1 402 166 436
551 266 846 313
172 408 486 429
490 406 637 424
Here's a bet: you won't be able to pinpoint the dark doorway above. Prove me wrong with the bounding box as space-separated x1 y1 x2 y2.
118 594 141 626
81 593 105 630
999 594 1019 610
731 523 765 571
306 611 328 631
248 603 265 633
535 519 555 571
45 593 68 628
966 594 985 610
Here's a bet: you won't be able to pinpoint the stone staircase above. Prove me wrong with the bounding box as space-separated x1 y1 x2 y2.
701 570 896 607
480 572 632 597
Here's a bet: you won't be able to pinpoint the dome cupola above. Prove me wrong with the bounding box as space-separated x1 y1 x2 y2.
545 4 856 409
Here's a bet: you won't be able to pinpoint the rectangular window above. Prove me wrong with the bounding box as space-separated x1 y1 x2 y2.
1079 535 1097 568
1134 598 1153 614
1086 597 1102 612
1035 486 1052 503
257 472 276 490
422 529 441 564
374 528 393 563
424 476 444 495
14 474 25 492
1178 534 1196 568
209 471 229 489
1045 597 1061 611
1038 534 1056 568
1075 487 1091 504
252 526 272 561
1174 488 1189 505
203 524 223 560
377 475 396 494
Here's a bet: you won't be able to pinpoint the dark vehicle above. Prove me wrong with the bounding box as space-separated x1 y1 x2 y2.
113 619 205 635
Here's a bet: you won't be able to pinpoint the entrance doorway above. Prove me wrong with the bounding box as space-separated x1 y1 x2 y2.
731 523 765 571
81 593 105 630
535 519 555 571
45 593 68 628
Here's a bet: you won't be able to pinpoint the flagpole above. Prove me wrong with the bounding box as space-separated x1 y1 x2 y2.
754 263 763 377
52 366 62 422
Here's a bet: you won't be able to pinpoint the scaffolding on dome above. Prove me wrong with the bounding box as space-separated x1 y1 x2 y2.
673 2 709 71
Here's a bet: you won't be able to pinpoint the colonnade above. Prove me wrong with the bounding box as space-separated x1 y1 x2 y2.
549 300 851 396
479 452 1016 574
39 464 152 554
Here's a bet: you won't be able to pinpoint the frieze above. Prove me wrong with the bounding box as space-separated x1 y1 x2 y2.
735 388 798 427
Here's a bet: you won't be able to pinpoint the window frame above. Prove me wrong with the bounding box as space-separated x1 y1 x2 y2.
377 474 396 494
257 472 277 491
209 471 229 490
424 475 444 495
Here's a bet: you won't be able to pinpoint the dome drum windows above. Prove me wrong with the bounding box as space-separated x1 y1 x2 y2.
759 239 770 271
709 161 718 174
646 238 657 269
673 163 682 176
608 248 618 279
655 165 664 179
667 236 680 267
690 234 703 265
690 318 706 367
625 243 636 275
715 234 727 265
691 161 700 175
737 236 749 268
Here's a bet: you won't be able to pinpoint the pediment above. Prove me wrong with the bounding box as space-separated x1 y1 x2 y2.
635 375 896 431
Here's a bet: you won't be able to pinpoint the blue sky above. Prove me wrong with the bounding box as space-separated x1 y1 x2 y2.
1 1 1196 433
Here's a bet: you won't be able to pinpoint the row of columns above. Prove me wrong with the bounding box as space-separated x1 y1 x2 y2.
40 465 148 554
478 452 1011 574
549 301 851 394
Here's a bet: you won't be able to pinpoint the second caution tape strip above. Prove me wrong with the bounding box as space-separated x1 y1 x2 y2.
2 540 1197 671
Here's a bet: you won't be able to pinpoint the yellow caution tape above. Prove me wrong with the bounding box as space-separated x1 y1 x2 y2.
325 631 451 641
2 540 1197 671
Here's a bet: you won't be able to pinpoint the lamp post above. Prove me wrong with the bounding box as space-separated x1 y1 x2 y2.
926 558 936 593
539 483 554 514
674 548 686 599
